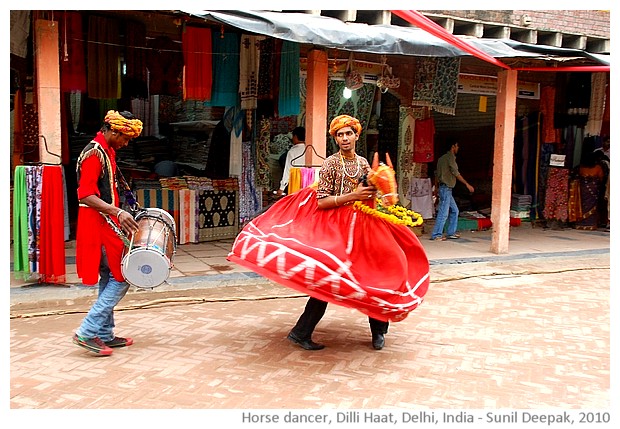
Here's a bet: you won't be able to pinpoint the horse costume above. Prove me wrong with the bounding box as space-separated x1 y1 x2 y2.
227 153 430 322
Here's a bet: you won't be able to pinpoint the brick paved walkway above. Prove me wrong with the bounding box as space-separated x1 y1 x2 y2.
10 261 609 411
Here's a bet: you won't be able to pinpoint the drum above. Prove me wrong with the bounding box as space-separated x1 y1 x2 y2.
121 208 176 288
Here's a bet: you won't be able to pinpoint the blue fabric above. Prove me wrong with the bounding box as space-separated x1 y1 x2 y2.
207 32 240 107
431 184 459 238
278 40 301 117
76 249 129 342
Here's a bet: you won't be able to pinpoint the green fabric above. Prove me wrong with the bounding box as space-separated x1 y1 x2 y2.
12 166 30 276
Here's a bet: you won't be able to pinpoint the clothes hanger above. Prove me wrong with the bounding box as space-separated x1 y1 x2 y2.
290 144 326 168
20 135 62 166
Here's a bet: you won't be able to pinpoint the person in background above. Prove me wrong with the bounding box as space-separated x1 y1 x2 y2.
276 126 306 196
430 139 474 241
72 110 142 356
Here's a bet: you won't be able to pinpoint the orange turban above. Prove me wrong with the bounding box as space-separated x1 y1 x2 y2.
329 114 362 136
104 110 143 138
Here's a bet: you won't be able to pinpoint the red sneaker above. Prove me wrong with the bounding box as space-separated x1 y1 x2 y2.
104 336 134 348
72 334 113 355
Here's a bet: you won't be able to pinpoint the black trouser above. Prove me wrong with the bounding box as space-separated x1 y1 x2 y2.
290 297 389 340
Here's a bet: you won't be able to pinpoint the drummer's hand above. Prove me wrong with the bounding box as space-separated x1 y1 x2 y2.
118 210 139 235
354 183 377 201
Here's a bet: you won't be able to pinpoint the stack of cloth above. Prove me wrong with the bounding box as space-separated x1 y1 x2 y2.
159 177 188 189
184 176 214 190
510 194 532 219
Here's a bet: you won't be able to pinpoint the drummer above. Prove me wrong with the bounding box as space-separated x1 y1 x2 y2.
72 110 142 356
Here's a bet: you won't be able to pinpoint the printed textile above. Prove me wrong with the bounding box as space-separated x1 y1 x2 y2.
412 57 460 116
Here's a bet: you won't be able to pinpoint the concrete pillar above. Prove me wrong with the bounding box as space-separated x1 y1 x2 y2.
490 70 518 254
34 19 62 164
305 49 329 166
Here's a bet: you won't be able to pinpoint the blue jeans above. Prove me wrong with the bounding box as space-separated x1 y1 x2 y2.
431 184 459 238
76 248 129 342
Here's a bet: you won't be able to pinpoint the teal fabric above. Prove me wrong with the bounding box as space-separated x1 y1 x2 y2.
277 40 301 117
207 32 240 107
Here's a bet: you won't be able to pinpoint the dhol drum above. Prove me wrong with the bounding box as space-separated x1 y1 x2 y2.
121 208 176 288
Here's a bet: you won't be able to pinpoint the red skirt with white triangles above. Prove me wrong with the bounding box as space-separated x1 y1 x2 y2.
227 186 430 322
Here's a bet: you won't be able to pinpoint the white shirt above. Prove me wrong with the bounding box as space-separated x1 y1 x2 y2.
279 143 306 191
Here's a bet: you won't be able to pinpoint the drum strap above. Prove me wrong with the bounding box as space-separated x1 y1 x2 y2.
116 168 140 213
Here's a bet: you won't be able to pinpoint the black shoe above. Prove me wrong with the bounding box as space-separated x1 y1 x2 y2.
287 332 325 350
372 333 385 350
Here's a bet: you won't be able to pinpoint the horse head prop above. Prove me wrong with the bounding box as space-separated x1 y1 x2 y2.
367 152 399 206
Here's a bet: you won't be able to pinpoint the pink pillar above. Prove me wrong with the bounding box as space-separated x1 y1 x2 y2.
490 70 518 254
305 49 329 165
34 19 62 164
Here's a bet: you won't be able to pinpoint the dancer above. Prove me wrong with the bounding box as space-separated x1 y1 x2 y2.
228 115 430 351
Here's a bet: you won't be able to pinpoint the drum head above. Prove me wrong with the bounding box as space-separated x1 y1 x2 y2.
137 207 176 230
122 248 171 288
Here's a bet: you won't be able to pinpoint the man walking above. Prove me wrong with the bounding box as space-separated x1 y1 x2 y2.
430 139 474 241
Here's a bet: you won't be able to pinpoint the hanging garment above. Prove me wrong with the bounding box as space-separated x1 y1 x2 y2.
542 167 569 222
145 36 184 96
277 40 301 117
239 140 261 223
208 32 240 107
87 15 121 99
540 86 559 144
122 19 148 99
26 165 44 275
239 34 263 112
60 11 87 93
228 186 430 322
38 166 66 284
413 117 435 163
301 167 317 188
12 166 30 279
182 26 213 101
409 178 434 219
584 73 607 137
287 167 303 194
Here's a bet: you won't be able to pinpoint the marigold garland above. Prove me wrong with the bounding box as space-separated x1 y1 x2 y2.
353 200 424 227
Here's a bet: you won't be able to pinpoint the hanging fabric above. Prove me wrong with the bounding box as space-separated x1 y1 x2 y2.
87 15 121 99
208 32 240 107
123 19 148 98
239 34 262 112
412 117 435 163
584 73 607 137
38 166 66 284
12 166 30 279
60 11 87 93
287 167 303 194
182 26 213 101
277 40 301 117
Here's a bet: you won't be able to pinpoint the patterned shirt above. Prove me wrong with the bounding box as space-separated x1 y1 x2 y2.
316 152 371 198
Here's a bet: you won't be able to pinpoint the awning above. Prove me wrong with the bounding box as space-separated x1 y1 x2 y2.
179 10 610 66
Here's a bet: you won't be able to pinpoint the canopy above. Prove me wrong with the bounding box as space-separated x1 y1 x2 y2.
180 10 609 66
